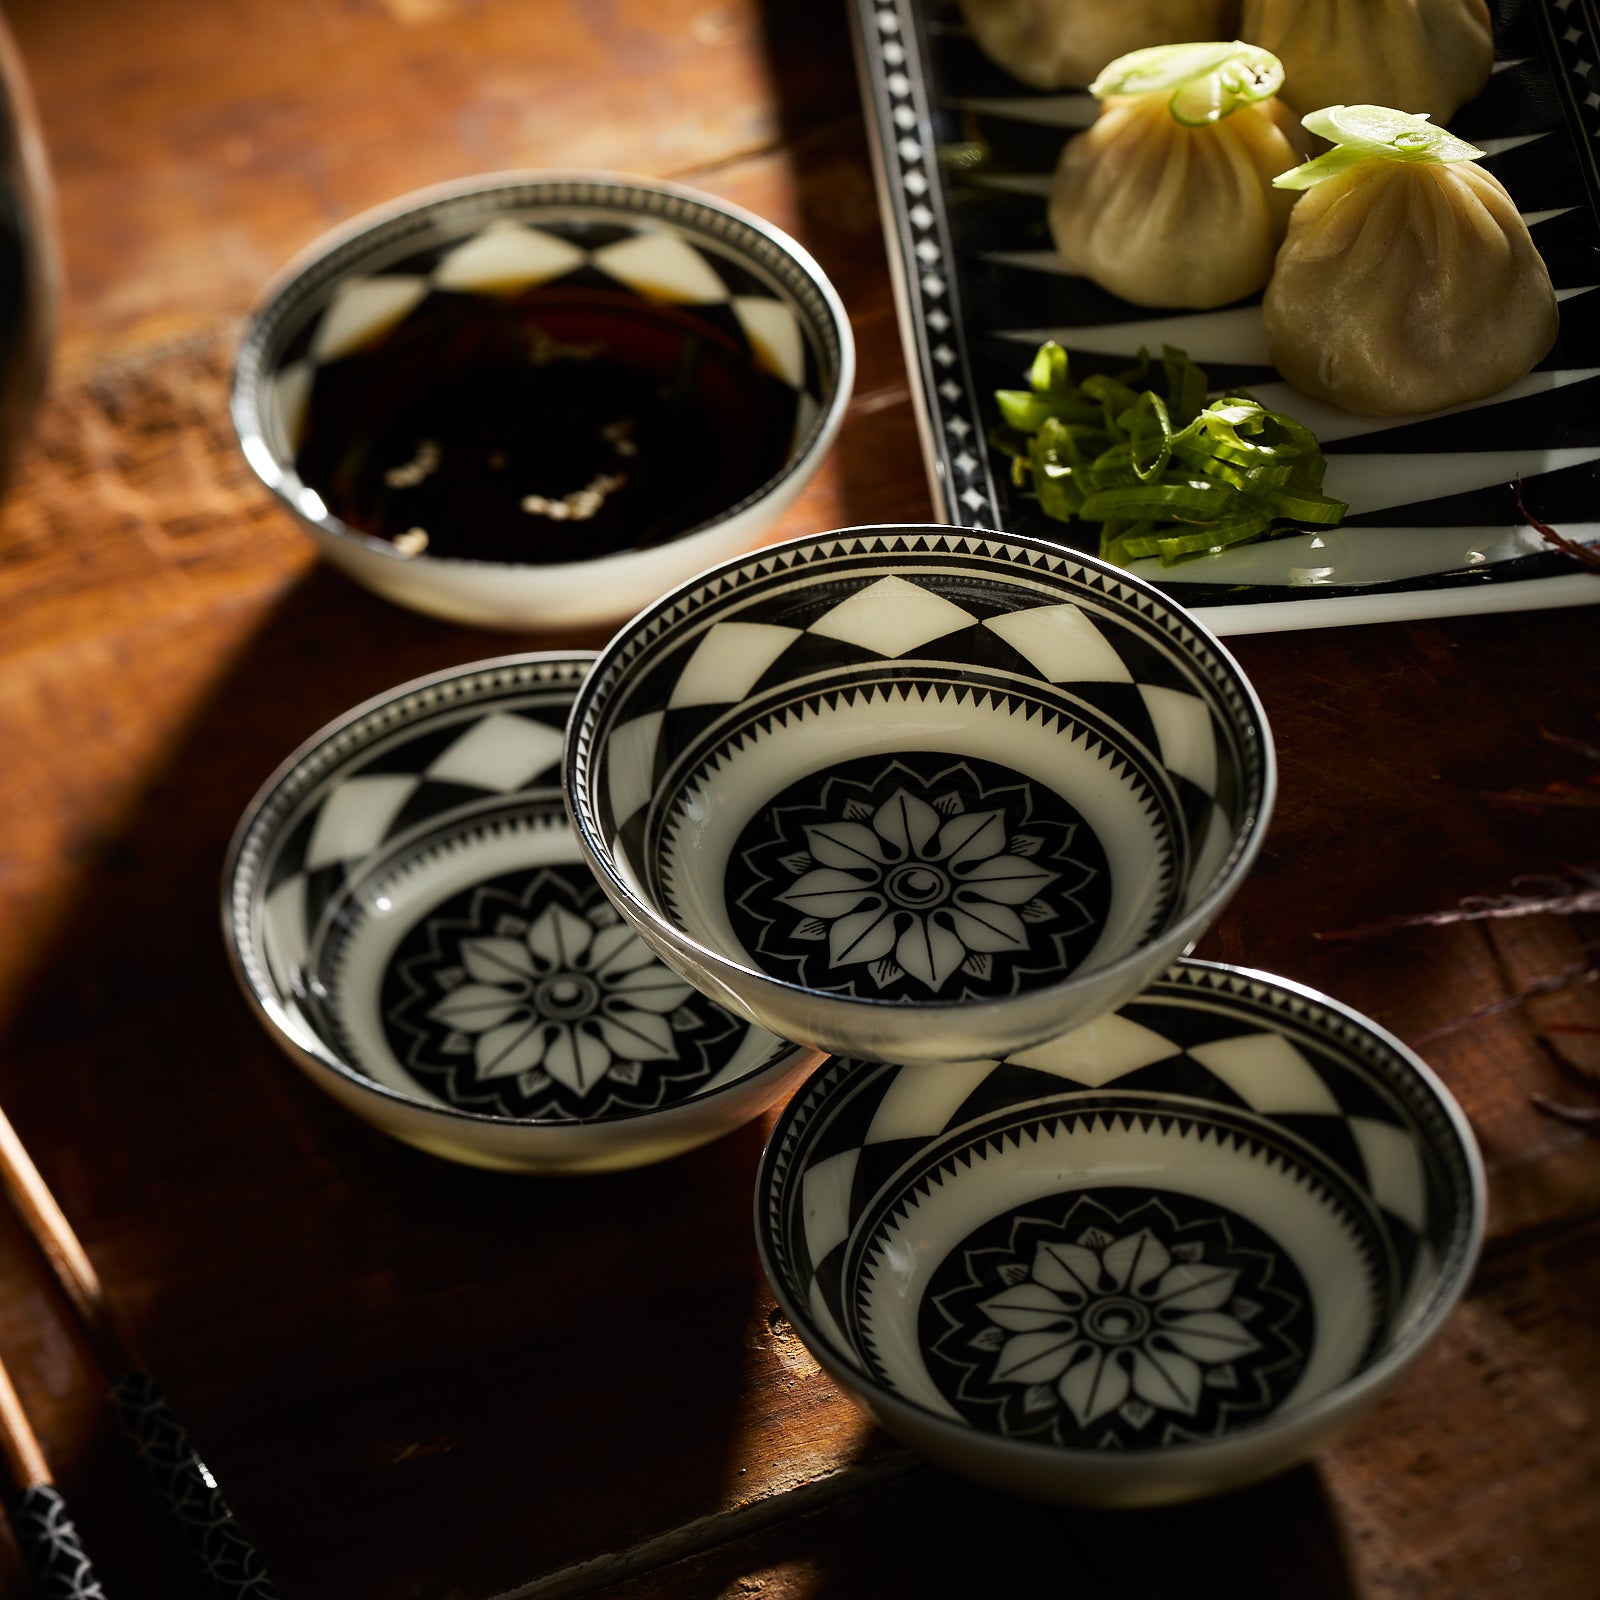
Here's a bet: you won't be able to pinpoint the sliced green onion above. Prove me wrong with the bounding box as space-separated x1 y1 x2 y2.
1080 371 1143 417
1026 340 1067 394
993 340 1346 568
1162 346 1208 427
1307 104 1484 158
1080 478 1239 522
1127 390 1173 481
1274 104 1485 189
1256 486 1349 521
994 388 1103 433
1089 41 1284 126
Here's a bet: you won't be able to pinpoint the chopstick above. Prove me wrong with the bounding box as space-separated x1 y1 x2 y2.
0 1346 108 1596
0 1103 281 1599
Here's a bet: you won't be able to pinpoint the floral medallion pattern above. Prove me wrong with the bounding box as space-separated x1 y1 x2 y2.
923 1191 1312 1448
729 755 1109 1001
383 865 740 1119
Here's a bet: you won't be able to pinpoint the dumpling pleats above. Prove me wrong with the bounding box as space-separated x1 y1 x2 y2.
1262 160 1559 416
1049 96 1304 309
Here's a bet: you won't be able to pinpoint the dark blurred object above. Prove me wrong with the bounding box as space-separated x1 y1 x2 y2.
0 9 53 507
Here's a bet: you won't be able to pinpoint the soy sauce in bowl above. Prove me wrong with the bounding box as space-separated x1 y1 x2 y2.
294 285 796 564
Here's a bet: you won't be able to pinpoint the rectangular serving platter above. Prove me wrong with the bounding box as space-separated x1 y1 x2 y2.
849 0 1600 634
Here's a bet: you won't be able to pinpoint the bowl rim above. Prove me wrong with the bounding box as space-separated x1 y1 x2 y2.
752 955 1487 1468
229 167 857 576
565 522 1279 1023
221 649 818 1132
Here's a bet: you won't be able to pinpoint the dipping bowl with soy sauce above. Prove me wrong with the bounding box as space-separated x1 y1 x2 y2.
232 172 855 630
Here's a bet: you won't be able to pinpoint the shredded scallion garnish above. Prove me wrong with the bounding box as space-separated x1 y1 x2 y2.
1273 105 1485 191
1089 41 1284 127
994 342 1346 567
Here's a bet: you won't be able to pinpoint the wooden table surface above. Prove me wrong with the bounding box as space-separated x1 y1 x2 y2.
0 1 1596 1596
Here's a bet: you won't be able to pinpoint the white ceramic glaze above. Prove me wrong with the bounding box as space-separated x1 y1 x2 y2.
232 172 855 630
755 959 1486 1506
223 652 823 1173
566 525 1275 1065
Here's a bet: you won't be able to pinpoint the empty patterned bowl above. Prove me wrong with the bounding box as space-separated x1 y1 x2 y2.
222 653 824 1173
231 172 854 629
565 525 1275 1066
755 959 1485 1507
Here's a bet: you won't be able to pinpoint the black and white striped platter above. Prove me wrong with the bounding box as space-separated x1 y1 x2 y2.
850 0 1600 633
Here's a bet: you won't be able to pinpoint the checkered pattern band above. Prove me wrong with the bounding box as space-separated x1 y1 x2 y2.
230 657 590 1007
761 961 1479 1360
241 177 840 470
573 528 1265 914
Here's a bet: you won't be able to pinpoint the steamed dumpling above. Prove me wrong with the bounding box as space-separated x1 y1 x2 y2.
957 0 1240 89
1049 44 1307 308
1263 113 1558 415
1241 0 1493 124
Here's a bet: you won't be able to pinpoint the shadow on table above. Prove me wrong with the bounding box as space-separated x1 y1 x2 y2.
0 563 772 1598
820 1457 1358 1598
624 1451 1360 1598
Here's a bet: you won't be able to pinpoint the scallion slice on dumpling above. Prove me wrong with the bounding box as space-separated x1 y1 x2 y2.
1047 41 1307 309
955 0 1240 91
1240 0 1493 126
1262 106 1559 416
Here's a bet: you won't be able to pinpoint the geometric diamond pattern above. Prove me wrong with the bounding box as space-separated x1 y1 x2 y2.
984 601 1137 684
593 230 733 301
1138 683 1218 793
862 1059 997 1144
262 875 311 993
266 203 823 459
581 530 1259 866
733 294 808 387
758 959 1481 1374
310 276 429 361
434 219 587 291
1006 1012 1182 1085
801 1147 862 1270
303 774 417 870
232 661 586 1005
423 712 565 791
1189 1032 1344 1117
809 574 979 656
606 710 668 830
1348 1116 1429 1231
668 622 805 708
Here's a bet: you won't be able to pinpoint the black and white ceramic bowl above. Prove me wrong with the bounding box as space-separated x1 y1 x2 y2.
756 960 1485 1507
223 654 824 1172
231 172 854 629
565 526 1275 1065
